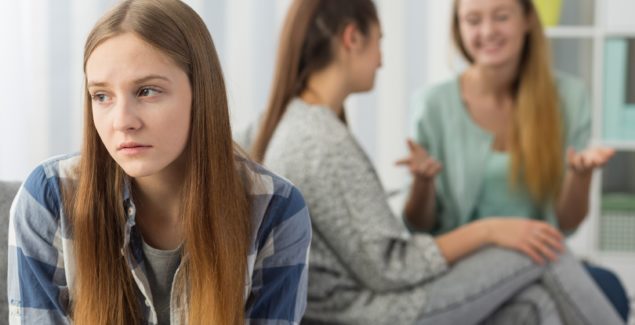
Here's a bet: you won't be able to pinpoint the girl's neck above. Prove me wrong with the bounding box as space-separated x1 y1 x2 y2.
132 156 186 227
300 65 349 118
132 166 185 250
466 62 520 99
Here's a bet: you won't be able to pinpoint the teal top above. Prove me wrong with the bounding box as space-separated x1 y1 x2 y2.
410 73 591 234
473 151 540 221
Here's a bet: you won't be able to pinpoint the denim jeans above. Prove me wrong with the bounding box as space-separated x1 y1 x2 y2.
415 247 624 325
583 263 630 322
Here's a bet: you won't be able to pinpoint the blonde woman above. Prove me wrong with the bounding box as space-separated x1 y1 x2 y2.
7 0 311 324
403 0 629 321
255 0 623 324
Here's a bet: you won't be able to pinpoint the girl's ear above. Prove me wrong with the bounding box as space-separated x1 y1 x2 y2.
340 22 363 52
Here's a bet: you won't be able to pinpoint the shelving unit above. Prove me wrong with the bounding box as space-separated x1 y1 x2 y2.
546 27 596 39
548 0 635 298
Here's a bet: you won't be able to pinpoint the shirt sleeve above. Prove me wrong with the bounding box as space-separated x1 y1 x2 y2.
7 166 70 325
410 87 432 149
562 77 592 150
245 185 311 324
306 135 448 293
408 86 447 233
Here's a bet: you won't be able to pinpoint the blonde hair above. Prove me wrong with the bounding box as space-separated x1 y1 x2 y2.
452 0 563 203
67 0 251 323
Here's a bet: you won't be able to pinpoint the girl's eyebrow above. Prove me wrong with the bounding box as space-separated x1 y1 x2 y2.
133 74 171 85
87 74 171 88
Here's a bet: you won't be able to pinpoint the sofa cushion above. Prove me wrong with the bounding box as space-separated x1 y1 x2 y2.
0 181 21 322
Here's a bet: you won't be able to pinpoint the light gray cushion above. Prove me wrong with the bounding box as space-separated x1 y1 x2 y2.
0 181 20 322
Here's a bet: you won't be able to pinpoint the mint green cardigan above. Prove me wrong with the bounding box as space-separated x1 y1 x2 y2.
410 74 591 234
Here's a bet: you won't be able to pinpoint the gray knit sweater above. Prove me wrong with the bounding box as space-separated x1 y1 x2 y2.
264 98 448 324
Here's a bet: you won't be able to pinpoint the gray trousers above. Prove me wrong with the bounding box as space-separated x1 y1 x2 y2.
415 247 624 325
482 284 562 325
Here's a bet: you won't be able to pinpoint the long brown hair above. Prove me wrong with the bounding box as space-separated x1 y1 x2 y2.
251 0 378 162
452 0 563 203
67 0 251 323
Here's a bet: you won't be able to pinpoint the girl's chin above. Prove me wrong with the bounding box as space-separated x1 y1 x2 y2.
476 56 515 68
119 165 160 179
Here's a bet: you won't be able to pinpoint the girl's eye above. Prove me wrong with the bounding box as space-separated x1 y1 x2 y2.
91 93 110 103
465 16 480 26
494 14 509 21
138 87 161 97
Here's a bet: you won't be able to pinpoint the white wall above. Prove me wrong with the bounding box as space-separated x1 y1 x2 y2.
0 0 435 186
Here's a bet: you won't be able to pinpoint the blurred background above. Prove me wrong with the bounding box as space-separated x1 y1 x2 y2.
0 0 633 315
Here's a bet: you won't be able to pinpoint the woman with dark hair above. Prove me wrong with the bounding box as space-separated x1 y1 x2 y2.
255 0 624 324
7 0 311 324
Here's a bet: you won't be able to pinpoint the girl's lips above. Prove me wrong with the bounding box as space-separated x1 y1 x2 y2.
118 145 152 155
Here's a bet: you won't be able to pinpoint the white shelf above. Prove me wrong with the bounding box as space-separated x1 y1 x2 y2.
547 0 635 298
596 141 635 151
604 30 635 38
546 27 597 38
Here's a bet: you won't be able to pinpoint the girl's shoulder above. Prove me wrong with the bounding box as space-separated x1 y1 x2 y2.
552 72 590 120
411 77 466 132
413 78 460 106
553 72 587 99
10 154 80 253
238 156 310 249
411 77 462 120
239 156 307 216
17 153 80 213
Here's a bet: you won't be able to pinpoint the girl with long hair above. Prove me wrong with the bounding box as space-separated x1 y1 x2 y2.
254 0 623 324
402 0 629 320
7 0 311 324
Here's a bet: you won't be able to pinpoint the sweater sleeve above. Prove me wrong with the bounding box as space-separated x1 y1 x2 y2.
305 134 448 293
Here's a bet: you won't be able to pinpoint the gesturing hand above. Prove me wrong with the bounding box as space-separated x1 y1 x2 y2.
484 218 565 265
396 139 442 180
567 147 615 176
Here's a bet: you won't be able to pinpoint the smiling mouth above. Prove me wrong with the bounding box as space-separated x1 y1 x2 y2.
480 40 504 51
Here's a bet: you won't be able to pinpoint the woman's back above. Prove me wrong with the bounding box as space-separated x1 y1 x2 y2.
264 98 448 324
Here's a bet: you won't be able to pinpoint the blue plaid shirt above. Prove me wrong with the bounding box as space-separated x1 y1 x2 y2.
8 154 311 324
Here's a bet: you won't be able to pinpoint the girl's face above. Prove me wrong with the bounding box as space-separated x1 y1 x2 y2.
457 0 530 68
86 32 192 179
349 23 382 92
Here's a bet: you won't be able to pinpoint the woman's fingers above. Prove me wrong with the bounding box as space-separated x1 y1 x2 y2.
421 159 440 176
540 224 563 241
407 138 428 155
528 235 559 262
395 157 411 166
519 243 545 265
395 155 442 180
569 147 616 172
420 159 443 178
536 229 564 252
522 222 563 264
593 148 615 166
567 147 576 162
430 161 443 175
497 220 563 265
406 138 415 150
397 139 432 168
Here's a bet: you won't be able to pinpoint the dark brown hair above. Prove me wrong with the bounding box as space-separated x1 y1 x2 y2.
68 0 251 323
251 0 379 162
